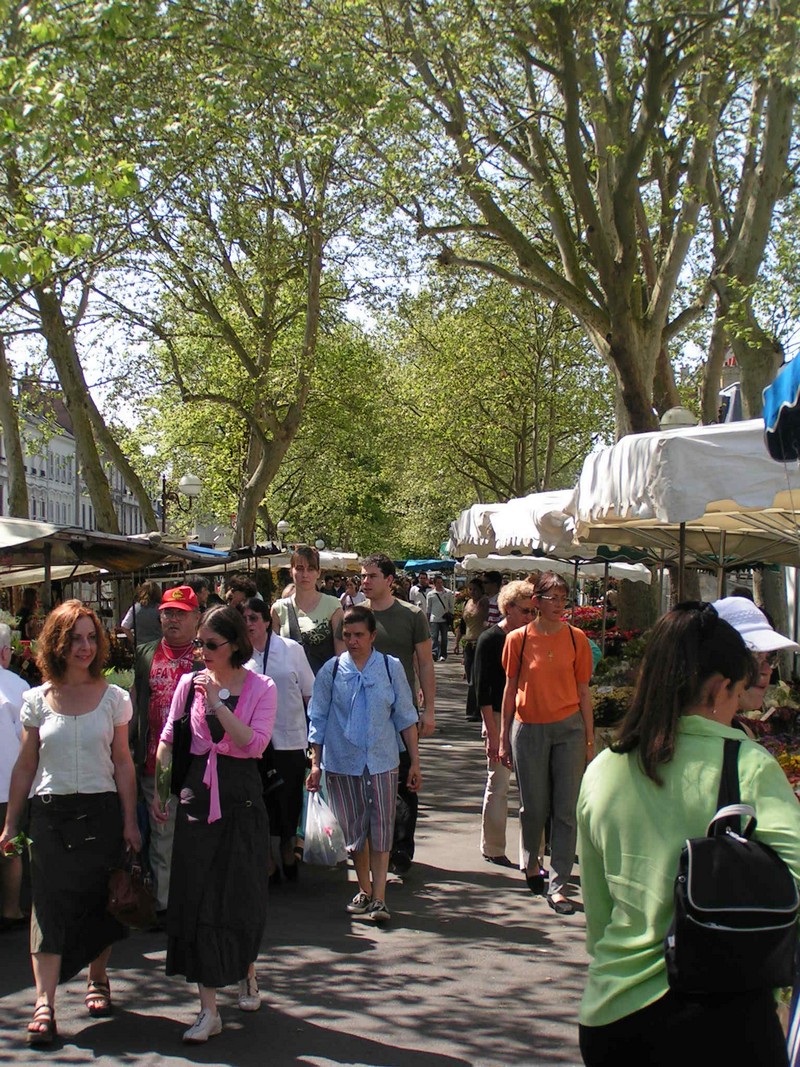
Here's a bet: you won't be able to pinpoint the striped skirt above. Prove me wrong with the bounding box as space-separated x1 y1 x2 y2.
325 768 399 853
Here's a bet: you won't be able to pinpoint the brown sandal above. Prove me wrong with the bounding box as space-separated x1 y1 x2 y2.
27 1003 57 1046
85 979 112 1017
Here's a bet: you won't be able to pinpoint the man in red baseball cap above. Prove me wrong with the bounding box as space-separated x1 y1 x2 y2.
131 586 201 920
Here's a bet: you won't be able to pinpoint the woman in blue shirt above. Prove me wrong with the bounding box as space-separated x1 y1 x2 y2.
307 606 421 925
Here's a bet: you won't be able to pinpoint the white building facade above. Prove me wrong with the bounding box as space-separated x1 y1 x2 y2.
0 407 148 536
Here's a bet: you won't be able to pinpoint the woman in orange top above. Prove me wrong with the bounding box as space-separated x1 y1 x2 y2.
499 571 594 914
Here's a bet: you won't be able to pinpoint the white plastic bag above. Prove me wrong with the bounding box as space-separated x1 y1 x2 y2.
303 793 348 866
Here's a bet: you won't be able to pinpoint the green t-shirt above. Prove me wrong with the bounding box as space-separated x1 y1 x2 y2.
577 715 800 1027
367 598 430 704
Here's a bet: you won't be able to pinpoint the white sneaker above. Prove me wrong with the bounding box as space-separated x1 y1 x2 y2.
238 975 261 1012
182 1008 222 1043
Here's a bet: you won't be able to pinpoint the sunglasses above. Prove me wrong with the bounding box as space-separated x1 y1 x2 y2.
192 638 230 652
513 606 534 615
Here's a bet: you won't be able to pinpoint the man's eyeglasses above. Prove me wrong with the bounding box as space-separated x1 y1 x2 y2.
192 638 230 652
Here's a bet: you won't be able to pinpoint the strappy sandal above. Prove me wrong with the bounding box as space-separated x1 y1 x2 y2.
85 978 113 1017
27 1003 57 1046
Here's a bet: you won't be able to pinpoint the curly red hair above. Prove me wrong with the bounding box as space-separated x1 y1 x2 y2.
36 600 109 682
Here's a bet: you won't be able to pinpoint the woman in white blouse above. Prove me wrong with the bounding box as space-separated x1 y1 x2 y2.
242 597 314 881
0 601 140 1048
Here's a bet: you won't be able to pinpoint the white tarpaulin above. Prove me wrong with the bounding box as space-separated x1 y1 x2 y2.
573 419 800 525
457 554 651 584
447 502 506 556
489 490 577 554
570 420 800 569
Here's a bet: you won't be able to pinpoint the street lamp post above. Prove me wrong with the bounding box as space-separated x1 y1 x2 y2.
161 473 203 534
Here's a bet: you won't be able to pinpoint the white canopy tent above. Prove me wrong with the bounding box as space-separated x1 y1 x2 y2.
447 502 507 556
489 490 578 554
457 554 651 584
569 420 800 595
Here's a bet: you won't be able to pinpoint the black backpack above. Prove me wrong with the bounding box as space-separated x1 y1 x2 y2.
665 738 799 993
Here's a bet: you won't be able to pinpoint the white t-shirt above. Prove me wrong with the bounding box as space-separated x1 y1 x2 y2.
21 684 132 796
0 667 30 802
244 634 314 750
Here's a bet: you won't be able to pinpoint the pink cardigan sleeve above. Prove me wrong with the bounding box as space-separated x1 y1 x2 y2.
235 672 277 758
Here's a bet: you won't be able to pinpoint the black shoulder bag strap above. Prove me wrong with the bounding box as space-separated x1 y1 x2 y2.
285 597 303 644
514 626 528 694
717 738 742 833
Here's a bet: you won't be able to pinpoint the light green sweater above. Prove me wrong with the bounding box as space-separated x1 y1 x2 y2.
577 715 800 1027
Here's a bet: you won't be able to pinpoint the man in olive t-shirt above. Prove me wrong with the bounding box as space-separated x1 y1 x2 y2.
359 554 435 874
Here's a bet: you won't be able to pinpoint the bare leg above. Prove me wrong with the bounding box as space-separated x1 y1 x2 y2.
199 984 218 1014
87 945 112 985
1 855 24 919
30 952 60 1025
370 850 390 903
352 845 372 896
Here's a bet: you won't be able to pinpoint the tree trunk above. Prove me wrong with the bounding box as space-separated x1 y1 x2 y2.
33 286 121 534
0 336 29 518
615 578 660 632
85 401 158 530
754 568 792 677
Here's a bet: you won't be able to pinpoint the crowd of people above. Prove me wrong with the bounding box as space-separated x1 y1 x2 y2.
1 553 800 1064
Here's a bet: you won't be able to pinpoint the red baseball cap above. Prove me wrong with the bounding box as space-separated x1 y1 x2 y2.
158 586 200 612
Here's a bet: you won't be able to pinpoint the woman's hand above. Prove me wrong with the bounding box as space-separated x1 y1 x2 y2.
0 823 17 855
123 819 143 853
150 793 170 825
306 766 321 793
406 761 423 792
498 734 513 769
585 740 596 764
193 671 220 709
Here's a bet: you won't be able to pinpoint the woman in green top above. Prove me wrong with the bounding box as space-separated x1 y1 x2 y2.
577 602 800 1067
271 545 345 675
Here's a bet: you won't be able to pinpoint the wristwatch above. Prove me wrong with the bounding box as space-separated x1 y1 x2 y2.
218 688 230 701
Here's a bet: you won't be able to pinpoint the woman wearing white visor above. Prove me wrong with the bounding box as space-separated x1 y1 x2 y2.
712 596 799 720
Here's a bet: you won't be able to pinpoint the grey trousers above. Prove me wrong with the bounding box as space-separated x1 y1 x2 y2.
141 775 176 911
510 712 586 896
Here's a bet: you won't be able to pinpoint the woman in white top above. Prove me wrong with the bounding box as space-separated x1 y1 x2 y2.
0 601 140 1048
340 577 366 612
243 597 315 880
271 545 345 674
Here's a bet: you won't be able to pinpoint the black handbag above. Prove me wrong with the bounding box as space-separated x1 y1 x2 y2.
170 677 197 797
665 738 799 993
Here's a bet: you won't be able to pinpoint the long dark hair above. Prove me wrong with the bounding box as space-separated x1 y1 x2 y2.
612 602 755 783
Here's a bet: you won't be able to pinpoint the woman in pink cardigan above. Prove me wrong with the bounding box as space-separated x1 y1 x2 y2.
151 605 276 1045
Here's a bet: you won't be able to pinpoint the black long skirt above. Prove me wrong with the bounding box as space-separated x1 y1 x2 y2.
29 792 127 982
166 754 269 987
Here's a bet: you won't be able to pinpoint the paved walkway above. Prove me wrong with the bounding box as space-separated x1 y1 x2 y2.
0 655 588 1066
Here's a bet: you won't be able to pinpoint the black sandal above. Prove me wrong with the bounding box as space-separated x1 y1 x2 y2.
27 1003 57 1046
85 979 113 1017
